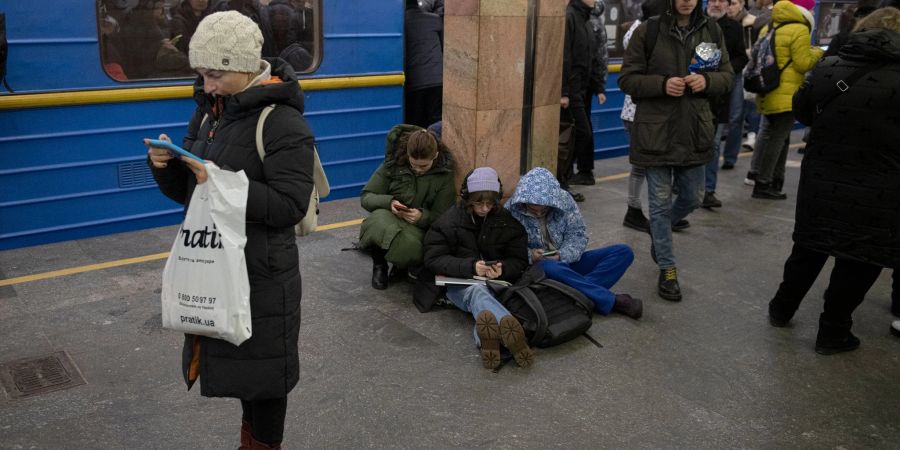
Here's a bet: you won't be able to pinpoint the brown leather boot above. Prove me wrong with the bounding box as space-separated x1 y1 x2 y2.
238 420 252 450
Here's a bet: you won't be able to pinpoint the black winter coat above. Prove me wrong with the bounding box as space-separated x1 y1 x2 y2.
404 7 443 91
150 59 315 400
413 204 529 312
792 28 900 269
562 0 597 106
715 16 746 123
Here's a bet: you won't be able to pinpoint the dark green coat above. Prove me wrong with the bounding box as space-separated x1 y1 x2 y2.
358 124 456 268
618 1 734 167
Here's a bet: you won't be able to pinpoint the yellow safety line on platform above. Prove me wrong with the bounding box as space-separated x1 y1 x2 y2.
0 145 805 287
0 74 405 110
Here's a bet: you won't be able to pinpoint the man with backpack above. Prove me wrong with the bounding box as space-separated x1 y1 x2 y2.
746 0 823 199
618 0 733 301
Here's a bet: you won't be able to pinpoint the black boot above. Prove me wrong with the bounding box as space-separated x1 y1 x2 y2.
371 248 389 290
623 206 650 232
815 316 860 355
768 296 797 328
657 267 682 301
772 178 785 193
752 182 787 200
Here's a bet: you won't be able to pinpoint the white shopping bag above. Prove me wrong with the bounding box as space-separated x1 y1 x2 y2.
161 164 252 346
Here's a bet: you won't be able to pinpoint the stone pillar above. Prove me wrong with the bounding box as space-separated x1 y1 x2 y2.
442 0 565 194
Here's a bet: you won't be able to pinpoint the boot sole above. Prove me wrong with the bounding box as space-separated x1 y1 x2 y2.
623 220 650 233
658 289 682 302
475 311 501 369
499 316 534 368
815 342 860 355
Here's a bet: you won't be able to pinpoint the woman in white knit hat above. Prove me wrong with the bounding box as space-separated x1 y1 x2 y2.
146 10 314 449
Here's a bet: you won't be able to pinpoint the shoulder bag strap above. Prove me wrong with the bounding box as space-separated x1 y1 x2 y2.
815 63 885 115
254 104 277 161
255 104 330 198
512 286 548 346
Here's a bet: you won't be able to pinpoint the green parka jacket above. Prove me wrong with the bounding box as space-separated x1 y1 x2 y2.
618 0 734 167
358 124 456 268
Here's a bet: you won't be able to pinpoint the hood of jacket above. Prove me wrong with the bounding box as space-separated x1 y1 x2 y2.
506 167 571 213
192 57 305 120
839 28 900 62
772 1 814 28
663 0 707 30
568 0 593 19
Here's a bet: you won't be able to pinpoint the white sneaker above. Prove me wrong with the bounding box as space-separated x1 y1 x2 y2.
892 320 900 337
742 132 757 151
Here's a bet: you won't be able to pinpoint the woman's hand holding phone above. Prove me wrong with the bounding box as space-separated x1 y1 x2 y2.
475 260 502 279
144 135 209 184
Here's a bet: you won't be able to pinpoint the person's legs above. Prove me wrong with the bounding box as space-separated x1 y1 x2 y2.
672 164 704 224
772 122 791 192
816 257 883 354
755 112 794 185
705 124 726 194
768 243 829 326
623 122 649 230
445 285 533 367
745 114 768 185
645 166 675 268
542 245 634 314
241 397 288 448
569 104 595 183
745 101 761 134
722 76 746 166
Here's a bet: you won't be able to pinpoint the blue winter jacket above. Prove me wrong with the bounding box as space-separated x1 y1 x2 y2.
505 167 588 264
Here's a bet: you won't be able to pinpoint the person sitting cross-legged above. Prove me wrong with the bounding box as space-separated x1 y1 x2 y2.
505 167 643 319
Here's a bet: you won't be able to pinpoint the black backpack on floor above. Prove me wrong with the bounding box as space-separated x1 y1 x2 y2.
495 266 594 348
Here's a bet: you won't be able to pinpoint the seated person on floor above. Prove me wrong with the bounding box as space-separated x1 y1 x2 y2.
505 167 643 319
359 125 456 290
413 167 534 370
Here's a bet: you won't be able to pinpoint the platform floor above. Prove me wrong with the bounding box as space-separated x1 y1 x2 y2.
1 136 898 449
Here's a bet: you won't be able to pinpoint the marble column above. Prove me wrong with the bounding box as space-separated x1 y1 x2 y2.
442 0 565 194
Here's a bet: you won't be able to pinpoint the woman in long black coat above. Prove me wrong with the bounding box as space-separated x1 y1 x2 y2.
767 7 900 354
147 11 314 448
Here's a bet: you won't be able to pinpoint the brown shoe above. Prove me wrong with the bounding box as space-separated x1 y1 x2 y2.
499 315 535 368
475 310 501 369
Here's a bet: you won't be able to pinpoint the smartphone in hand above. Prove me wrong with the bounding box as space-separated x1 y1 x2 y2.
542 250 559 257
482 260 500 266
146 139 205 163
395 203 410 211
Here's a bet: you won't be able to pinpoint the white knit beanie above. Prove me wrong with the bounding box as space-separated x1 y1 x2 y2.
189 11 263 73
466 167 501 194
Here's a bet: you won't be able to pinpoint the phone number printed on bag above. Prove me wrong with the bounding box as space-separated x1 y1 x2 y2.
177 292 217 307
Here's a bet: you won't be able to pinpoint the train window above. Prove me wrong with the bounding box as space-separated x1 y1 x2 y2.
816 1 857 46
96 0 322 82
603 0 643 60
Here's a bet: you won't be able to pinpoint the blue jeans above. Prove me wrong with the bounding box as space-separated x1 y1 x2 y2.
645 165 705 269
704 124 726 193
722 76 761 165
445 284 512 346
540 244 634 315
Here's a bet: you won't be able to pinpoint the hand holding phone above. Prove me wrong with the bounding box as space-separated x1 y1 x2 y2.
482 260 499 266
169 34 183 46
145 138 205 163
541 250 559 257
395 203 410 211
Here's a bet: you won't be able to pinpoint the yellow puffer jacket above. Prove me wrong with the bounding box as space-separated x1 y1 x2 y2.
756 2 824 115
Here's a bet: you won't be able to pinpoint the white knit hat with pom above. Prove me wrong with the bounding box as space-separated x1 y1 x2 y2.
189 11 263 73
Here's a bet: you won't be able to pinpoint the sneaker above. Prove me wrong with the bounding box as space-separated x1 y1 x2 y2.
499 315 534 368
568 171 596 186
657 268 682 301
742 132 756 151
672 219 690 231
892 320 900 337
623 206 650 233
721 162 735 170
475 310 502 369
701 192 722 209
744 171 757 186
613 293 643 319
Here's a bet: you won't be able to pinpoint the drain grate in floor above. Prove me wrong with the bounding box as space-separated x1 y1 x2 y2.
0 351 86 399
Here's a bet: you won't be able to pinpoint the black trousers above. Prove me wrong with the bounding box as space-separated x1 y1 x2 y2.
241 397 288 445
772 243 882 324
405 85 443 128
568 97 595 174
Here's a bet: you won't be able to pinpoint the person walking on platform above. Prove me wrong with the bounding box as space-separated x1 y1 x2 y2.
403 0 443 128
618 0 734 301
562 0 604 188
146 11 314 449
506 167 643 319
359 125 456 290
767 7 900 354
413 168 534 370
748 0 823 200
702 0 748 209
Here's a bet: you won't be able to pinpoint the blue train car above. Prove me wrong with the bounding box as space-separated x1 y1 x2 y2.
0 0 637 251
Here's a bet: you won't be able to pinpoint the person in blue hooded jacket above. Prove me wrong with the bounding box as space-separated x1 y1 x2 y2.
505 168 643 319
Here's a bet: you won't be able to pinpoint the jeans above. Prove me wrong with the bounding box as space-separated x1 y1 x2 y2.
445 284 512 346
540 244 634 314
704 124 727 193
645 165 704 269
756 112 794 184
722 76 761 165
